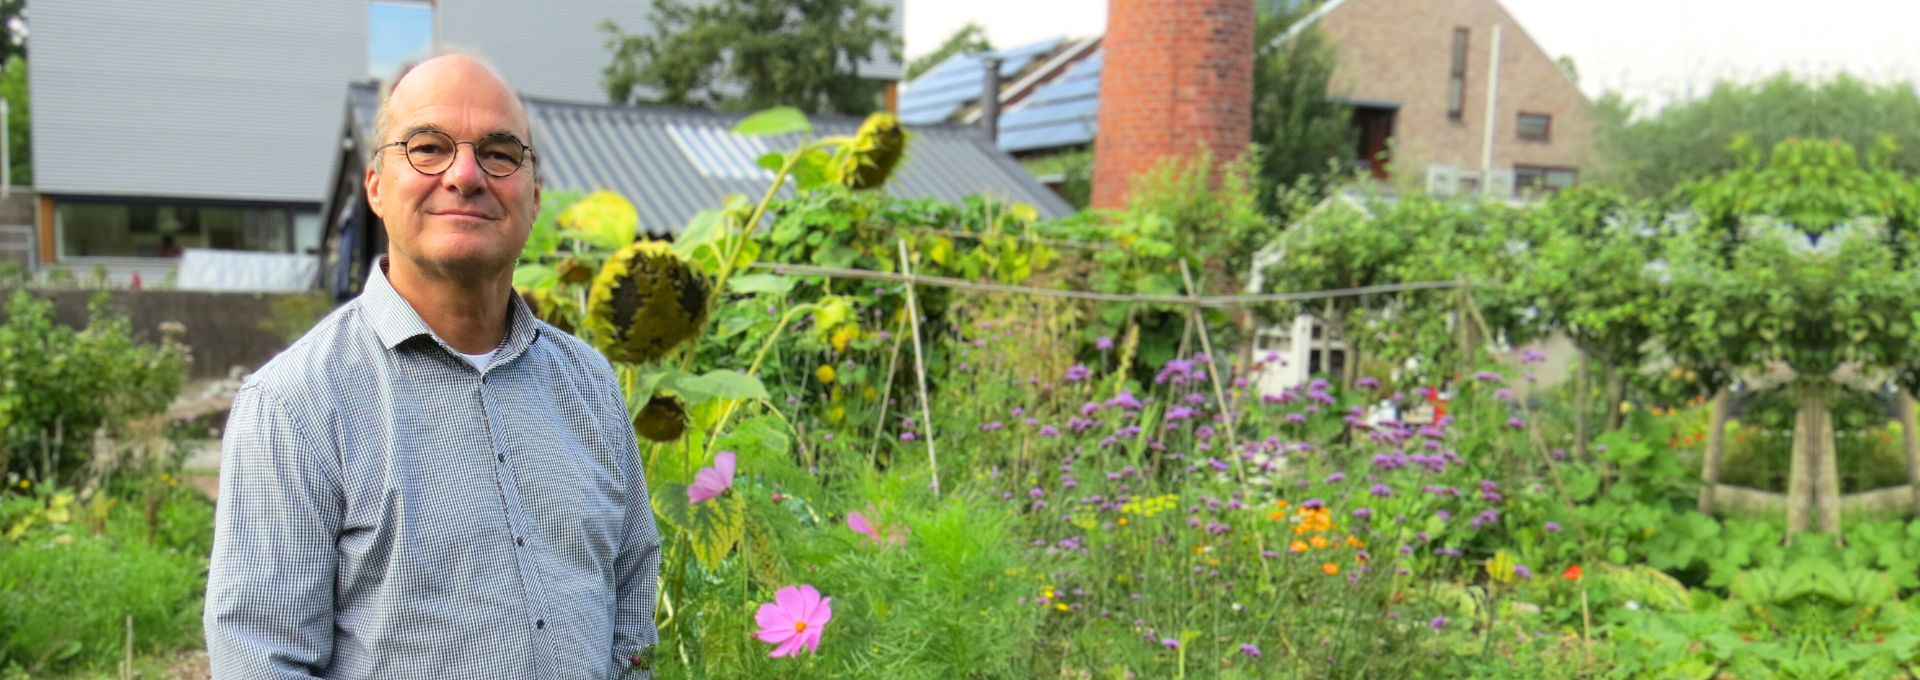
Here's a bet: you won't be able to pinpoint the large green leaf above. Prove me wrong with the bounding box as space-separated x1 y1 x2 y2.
558 190 640 250
672 209 724 258
668 369 771 404
513 264 558 290
732 106 812 137
652 482 745 572
727 273 795 295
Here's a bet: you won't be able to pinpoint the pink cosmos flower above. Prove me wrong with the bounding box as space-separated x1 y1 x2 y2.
688 451 736 504
754 584 832 657
846 511 907 546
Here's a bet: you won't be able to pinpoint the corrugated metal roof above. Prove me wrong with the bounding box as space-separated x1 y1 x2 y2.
344 84 1074 235
997 50 1103 153
897 37 1064 126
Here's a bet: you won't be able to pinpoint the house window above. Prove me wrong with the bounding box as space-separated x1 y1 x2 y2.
1448 28 1469 120
370 0 435 81
56 201 299 258
1514 166 1578 194
1517 113 1551 141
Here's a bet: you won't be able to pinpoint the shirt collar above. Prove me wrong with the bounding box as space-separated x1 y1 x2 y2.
360 255 540 360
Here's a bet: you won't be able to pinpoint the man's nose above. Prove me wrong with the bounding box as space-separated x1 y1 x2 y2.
439 142 489 195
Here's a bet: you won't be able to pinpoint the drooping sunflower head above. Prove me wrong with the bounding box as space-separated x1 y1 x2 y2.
556 255 596 283
584 240 711 365
633 393 688 443
836 111 907 191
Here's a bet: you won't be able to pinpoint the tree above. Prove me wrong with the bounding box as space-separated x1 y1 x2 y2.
1249 4 1350 219
1 56 28 185
1594 73 1920 197
906 22 990 81
602 0 900 115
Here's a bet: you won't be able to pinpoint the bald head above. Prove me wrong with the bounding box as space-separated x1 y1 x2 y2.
372 55 533 172
364 52 541 294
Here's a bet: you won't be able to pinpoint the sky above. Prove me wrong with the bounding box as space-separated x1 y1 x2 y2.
369 1 434 81
904 0 1920 110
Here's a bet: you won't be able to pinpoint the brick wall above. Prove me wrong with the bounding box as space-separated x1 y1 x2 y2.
1315 0 1597 180
1090 0 1257 209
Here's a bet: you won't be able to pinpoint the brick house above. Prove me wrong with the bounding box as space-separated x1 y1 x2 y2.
1302 0 1597 194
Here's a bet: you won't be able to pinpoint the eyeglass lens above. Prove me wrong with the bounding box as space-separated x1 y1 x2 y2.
403 130 527 177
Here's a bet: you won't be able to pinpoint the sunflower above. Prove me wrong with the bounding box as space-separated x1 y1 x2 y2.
583 241 711 365
633 394 688 443
834 112 906 191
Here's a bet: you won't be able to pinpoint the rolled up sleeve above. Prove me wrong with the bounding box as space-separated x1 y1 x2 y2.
205 385 342 679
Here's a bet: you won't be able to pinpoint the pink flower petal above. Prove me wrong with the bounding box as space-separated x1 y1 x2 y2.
774 585 810 617
755 601 797 635
688 452 737 504
810 595 833 629
768 633 806 658
848 512 879 541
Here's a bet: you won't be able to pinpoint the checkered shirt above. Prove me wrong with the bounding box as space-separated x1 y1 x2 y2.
205 257 661 679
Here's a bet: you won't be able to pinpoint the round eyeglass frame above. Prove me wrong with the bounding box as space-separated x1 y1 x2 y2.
376 130 536 178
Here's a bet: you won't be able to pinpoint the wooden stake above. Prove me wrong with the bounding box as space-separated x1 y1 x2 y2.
1902 391 1920 517
1698 389 1730 515
898 239 941 499
866 314 909 472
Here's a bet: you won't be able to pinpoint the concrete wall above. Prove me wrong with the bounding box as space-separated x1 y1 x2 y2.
1316 0 1597 179
0 288 315 379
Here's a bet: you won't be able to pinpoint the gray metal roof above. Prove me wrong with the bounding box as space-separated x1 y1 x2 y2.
345 84 1074 235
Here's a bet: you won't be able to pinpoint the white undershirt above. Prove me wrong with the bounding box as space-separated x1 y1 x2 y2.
457 349 494 371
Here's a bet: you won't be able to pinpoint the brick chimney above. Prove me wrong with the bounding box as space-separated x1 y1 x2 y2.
1091 0 1257 210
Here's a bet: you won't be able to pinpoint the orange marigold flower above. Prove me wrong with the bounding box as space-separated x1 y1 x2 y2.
1310 536 1329 549
1290 540 1309 553
1322 562 1340 575
1269 511 1286 521
1345 535 1365 548
1118 517 1128 525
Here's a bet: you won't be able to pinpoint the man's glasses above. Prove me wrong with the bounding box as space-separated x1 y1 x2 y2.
377 130 533 178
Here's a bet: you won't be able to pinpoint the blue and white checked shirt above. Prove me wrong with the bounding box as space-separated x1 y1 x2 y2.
206 257 661 679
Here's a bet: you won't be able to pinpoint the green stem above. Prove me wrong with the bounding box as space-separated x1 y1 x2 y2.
703 303 821 457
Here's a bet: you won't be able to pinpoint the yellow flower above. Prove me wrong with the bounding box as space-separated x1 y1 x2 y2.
816 364 837 384
830 325 859 353
1055 603 1069 611
1117 517 1128 526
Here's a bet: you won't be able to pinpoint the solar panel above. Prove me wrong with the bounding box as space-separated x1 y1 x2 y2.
996 51 1103 152
898 36 1067 125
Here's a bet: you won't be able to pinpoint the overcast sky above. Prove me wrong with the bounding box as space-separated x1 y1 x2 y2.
905 0 1920 110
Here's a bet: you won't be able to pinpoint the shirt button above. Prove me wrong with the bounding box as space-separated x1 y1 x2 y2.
535 619 546 629
497 453 506 463
516 537 526 546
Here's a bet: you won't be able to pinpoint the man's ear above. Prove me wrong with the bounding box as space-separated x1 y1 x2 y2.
364 164 385 218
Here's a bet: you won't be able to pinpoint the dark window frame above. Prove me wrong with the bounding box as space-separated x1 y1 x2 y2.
1514 165 1579 194
1516 112 1552 141
1448 28 1470 120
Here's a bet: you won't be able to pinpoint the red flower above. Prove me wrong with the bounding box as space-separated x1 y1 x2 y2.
1563 565 1582 581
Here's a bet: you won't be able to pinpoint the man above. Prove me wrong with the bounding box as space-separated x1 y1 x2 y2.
205 55 661 679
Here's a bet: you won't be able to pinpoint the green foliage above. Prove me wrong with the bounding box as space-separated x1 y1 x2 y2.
257 291 334 345
1251 6 1350 217
0 56 28 186
601 0 900 114
0 292 187 485
905 23 990 81
0 484 213 675
1595 73 1920 197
